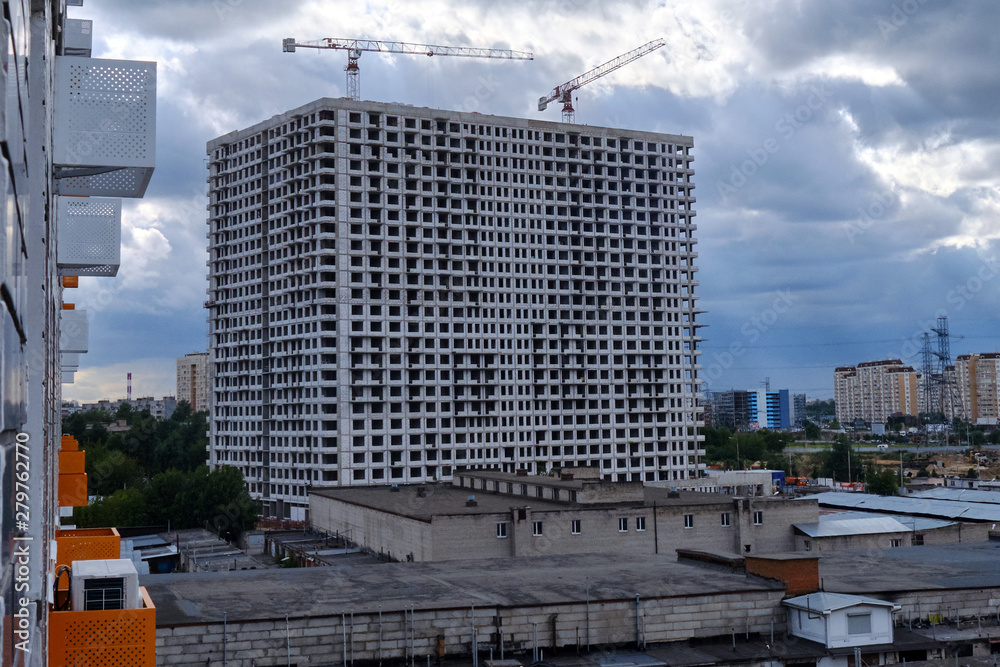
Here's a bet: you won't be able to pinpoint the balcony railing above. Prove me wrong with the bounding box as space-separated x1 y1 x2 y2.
48 587 156 667
56 196 121 277
53 56 156 198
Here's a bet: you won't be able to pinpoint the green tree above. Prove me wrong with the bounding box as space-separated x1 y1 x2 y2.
759 429 791 454
86 448 146 496
866 469 899 496
803 420 821 440
200 466 259 541
822 436 862 482
805 399 835 419
74 488 149 528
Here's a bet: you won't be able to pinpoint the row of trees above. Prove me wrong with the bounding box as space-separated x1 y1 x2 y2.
701 427 901 495
64 402 257 540
701 427 793 471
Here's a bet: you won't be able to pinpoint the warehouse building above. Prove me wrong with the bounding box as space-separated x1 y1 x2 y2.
143 542 1000 667
308 469 819 561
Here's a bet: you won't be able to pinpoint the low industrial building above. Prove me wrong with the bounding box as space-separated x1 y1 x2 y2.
792 511 984 551
809 492 999 541
143 542 1000 667
308 470 819 561
784 592 899 649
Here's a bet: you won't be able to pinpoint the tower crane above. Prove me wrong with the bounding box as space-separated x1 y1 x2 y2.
538 38 666 123
283 37 533 101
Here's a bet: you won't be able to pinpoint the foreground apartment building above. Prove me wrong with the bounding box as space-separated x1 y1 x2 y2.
0 1 158 664
207 98 703 519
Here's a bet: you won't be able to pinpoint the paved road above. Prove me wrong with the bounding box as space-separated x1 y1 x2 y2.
787 444 1000 454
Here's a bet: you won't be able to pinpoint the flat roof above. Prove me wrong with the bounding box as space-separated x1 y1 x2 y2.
210 98 694 151
794 515 912 538
908 487 1000 505
809 491 1000 522
309 483 743 522
784 592 898 613
817 541 1000 594
141 552 784 627
821 510 956 532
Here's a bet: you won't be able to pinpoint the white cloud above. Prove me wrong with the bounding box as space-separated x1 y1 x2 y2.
63 357 178 403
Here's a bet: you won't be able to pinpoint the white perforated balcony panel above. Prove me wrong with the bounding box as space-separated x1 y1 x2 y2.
56 196 121 277
60 310 89 354
53 56 156 197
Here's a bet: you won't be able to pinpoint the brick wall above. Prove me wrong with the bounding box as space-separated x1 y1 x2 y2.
154 589 788 666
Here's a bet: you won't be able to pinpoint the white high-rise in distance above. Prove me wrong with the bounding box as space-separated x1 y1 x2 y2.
207 98 704 520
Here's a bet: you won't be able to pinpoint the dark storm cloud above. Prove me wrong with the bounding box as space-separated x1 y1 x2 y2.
62 0 1000 400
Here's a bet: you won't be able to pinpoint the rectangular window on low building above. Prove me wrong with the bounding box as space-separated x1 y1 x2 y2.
753 510 763 525
533 521 543 536
847 613 872 635
721 512 731 526
684 514 694 529
636 516 646 531
496 522 508 539
618 517 628 532
571 519 581 534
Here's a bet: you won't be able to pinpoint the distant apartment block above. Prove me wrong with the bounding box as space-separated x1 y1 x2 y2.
952 353 1000 425
834 360 921 424
176 351 210 411
710 389 797 430
792 392 807 427
206 98 703 519
80 396 177 420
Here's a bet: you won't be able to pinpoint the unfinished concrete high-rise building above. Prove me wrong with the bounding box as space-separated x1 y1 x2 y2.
206 98 704 519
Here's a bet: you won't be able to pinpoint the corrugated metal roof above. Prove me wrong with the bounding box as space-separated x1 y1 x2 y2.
784 592 898 613
811 491 1000 522
908 487 1000 505
794 515 911 538
822 510 955 532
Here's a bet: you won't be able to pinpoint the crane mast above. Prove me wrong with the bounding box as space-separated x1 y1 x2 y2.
283 37 533 101
538 38 666 123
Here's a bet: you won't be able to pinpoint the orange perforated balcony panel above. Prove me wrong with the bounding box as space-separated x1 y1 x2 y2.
61 434 79 451
62 276 79 288
55 528 120 574
59 449 85 475
49 587 156 667
58 473 88 508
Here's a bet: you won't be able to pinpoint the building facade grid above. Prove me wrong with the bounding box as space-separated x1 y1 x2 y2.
207 99 704 519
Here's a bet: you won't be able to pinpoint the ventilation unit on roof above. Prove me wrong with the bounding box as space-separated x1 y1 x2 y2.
70 559 141 612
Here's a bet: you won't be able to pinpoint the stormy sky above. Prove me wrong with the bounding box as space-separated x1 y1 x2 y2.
62 0 1000 403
